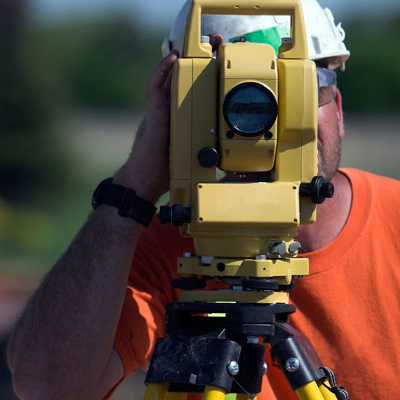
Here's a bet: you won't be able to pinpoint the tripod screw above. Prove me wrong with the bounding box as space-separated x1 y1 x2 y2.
262 362 268 375
289 242 301 254
227 361 240 376
285 357 300 372
268 241 286 256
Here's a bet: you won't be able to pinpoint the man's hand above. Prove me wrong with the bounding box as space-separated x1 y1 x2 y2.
114 34 223 204
113 50 179 204
6 52 181 400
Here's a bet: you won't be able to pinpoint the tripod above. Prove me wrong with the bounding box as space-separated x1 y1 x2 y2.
143 262 348 400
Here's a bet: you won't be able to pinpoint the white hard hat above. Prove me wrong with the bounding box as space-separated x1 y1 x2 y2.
162 0 350 70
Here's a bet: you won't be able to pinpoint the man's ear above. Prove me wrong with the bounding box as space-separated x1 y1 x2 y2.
335 88 344 139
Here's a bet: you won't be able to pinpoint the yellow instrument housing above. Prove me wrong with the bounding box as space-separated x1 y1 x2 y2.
168 0 318 275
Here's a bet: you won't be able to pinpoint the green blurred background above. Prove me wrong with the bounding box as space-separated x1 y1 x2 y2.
1 0 399 398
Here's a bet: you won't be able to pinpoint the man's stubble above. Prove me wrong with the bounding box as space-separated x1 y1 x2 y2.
318 121 342 182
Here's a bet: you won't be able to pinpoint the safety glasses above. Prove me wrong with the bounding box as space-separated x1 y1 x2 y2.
317 67 337 107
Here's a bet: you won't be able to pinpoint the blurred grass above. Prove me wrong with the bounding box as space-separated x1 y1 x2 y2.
0 112 140 274
24 15 166 110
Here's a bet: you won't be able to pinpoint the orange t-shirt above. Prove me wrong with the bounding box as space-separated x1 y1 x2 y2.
110 169 400 400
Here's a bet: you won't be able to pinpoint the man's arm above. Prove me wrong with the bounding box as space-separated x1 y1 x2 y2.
6 50 179 400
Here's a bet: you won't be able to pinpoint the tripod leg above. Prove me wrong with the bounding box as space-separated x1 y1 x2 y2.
202 385 226 400
317 380 339 400
237 394 257 400
296 379 339 400
296 381 326 400
166 393 188 400
270 323 347 400
144 383 169 400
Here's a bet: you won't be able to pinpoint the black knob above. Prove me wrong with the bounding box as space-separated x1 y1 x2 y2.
321 181 334 199
198 147 220 168
264 131 273 140
300 176 335 204
159 205 172 224
159 204 191 226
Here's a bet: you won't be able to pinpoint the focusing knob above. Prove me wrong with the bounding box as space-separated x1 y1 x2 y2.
159 204 191 226
320 180 334 199
198 147 220 168
300 176 334 204
159 205 172 224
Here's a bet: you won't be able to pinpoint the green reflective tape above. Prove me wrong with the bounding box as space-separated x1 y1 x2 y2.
229 26 290 56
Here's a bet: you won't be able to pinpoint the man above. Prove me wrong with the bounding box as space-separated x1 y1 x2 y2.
6 1 400 400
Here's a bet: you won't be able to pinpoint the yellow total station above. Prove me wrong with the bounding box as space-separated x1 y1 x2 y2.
159 0 333 298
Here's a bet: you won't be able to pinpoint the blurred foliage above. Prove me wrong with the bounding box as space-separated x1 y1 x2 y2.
32 15 165 109
1 9 165 204
12 12 400 114
0 0 72 206
339 14 400 112
0 9 166 267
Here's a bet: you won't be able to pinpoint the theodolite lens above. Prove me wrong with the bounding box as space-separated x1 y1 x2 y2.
223 82 278 137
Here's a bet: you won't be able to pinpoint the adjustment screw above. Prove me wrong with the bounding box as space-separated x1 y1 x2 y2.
269 241 286 256
282 37 293 45
285 358 300 372
217 262 225 272
262 362 268 375
227 361 240 376
264 131 273 140
289 242 301 253
201 256 214 265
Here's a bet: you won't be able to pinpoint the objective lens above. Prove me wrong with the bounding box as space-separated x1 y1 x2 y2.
223 82 277 137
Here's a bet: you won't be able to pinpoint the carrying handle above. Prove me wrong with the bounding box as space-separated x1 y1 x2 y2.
183 0 308 59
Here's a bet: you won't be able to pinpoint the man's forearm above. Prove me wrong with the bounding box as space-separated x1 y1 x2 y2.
7 50 178 400
7 205 142 400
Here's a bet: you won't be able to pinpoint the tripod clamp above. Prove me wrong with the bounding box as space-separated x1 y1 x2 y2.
145 302 294 394
319 367 350 400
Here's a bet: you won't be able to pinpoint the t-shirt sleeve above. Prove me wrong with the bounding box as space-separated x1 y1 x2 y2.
102 218 195 399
